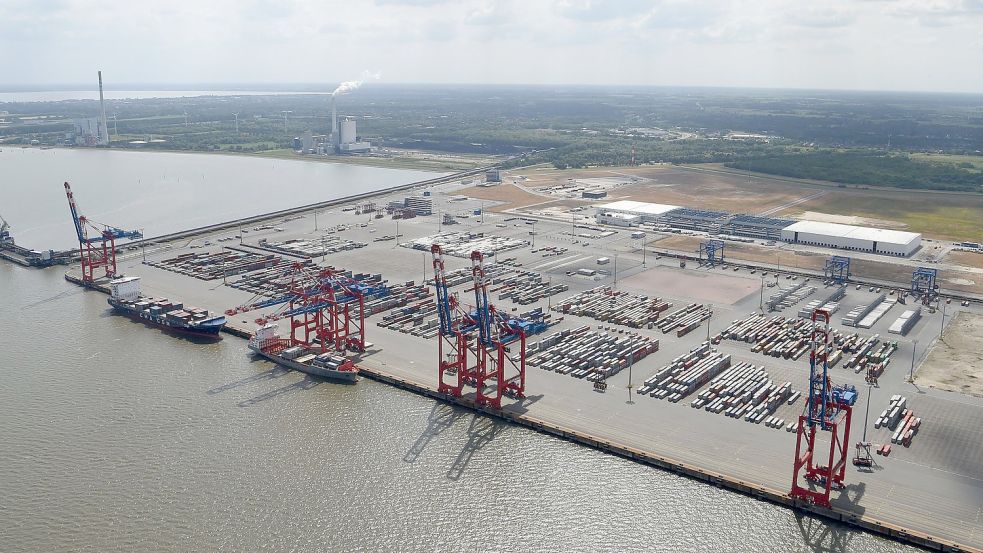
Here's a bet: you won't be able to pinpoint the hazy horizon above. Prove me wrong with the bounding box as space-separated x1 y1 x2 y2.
3 82 983 98
2 0 982 94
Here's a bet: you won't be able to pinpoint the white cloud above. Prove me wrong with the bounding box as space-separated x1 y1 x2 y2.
0 0 980 92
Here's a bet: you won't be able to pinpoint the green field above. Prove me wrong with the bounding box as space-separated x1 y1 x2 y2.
910 153 983 173
795 193 983 243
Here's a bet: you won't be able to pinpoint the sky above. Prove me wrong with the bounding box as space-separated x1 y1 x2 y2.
1 0 982 93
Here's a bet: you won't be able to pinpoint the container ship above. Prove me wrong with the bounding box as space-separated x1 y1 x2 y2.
108 276 226 338
247 323 358 383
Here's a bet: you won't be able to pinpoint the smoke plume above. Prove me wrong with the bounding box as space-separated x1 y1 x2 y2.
332 70 381 96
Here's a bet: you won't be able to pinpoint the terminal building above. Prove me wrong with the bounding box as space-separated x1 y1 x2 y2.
594 200 922 257
595 200 679 226
779 221 921 257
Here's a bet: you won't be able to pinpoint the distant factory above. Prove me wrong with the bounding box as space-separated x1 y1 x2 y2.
296 94 371 155
595 200 921 257
68 71 110 146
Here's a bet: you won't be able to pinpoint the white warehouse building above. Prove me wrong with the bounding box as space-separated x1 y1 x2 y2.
780 221 921 257
595 200 680 225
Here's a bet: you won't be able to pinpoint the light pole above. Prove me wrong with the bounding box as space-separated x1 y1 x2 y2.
547 276 552 311
706 303 713 342
614 254 618 287
642 237 647 267
909 340 918 382
423 252 428 284
395 216 400 248
531 221 536 249
862 382 872 443
141 228 146 263
759 274 765 313
626 354 635 405
940 300 946 339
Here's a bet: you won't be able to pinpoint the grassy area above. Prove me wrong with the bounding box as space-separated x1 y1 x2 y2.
794 193 983 242
910 153 983 173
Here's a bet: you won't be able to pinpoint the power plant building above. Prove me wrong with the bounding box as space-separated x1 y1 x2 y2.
780 221 921 257
72 118 106 146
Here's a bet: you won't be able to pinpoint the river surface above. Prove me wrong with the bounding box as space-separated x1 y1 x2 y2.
0 148 444 250
0 264 916 551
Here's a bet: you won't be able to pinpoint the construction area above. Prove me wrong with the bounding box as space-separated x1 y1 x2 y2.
53 171 983 553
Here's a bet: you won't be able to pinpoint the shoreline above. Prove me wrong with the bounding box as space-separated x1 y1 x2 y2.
65 271 979 553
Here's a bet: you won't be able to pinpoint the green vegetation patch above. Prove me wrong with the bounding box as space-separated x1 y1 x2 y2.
726 151 983 192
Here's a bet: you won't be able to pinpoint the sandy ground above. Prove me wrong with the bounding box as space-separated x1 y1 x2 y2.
653 235 827 271
796 210 908 230
619 265 760 305
651 234 983 295
455 183 553 211
947 250 983 271
919 312 983 397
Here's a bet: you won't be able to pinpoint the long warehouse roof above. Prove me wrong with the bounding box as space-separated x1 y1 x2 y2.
783 220 920 245
596 200 680 216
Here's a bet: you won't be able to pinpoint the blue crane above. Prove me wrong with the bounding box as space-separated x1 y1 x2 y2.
64 181 142 284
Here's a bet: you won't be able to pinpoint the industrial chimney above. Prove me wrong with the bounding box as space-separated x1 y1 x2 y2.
97 71 109 146
331 94 339 150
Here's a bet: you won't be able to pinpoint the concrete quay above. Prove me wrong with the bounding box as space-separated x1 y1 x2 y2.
63 177 983 552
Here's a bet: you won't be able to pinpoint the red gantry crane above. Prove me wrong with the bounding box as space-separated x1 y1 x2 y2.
467 250 528 409
232 263 381 354
790 309 858 509
63 181 142 285
431 244 474 396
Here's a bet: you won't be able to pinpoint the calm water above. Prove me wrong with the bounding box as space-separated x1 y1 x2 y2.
0 148 443 250
0 265 915 551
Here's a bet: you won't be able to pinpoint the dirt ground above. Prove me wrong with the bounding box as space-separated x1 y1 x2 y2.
918 312 983 398
653 235 827 271
455 183 553 212
947 250 983 271
652 235 983 295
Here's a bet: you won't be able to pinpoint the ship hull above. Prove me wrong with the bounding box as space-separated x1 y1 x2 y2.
249 347 358 383
108 299 224 339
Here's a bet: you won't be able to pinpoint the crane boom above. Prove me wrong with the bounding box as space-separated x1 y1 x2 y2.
63 181 143 284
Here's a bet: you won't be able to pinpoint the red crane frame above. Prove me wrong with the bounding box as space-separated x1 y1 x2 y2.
790 309 854 509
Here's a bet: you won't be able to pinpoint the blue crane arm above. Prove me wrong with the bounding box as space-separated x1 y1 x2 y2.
64 182 86 243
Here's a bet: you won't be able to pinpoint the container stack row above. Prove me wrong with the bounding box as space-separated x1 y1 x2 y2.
493 271 569 305
257 236 366 258
842 293 887 326
888 307 922 335
857 297 898 328
874 395 922 448
691 362 797 428
376 299 440 339
637 344 731 402
797 286 847 318
406 231 527 257
766 280 815 311
149 250 281 281
656 303 712 337
528 325 659 380
551 286 672 328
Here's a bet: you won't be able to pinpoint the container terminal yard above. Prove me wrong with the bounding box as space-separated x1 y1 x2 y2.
38 173 983 552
